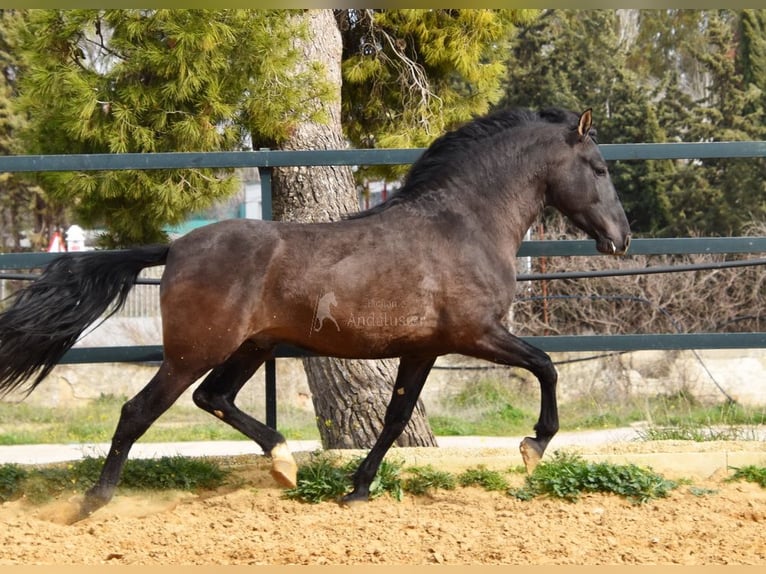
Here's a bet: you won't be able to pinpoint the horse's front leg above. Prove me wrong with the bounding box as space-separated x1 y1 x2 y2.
342 355 436 504
466 322 559 472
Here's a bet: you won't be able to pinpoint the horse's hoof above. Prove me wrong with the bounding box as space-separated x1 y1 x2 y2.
340 492 368 508
269 442 298 489
519 436 543 474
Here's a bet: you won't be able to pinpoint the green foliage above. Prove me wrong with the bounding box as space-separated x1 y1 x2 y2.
283 453 352 504
119 456 227 491
284 453 405 504
368 457 405 501
727 465 766 488
10 9 332 246
339 8 537 180
457 465 509 491
0 456 228 503
284 454 465 503
402 464 456 496
0 463 28 502
0 10 60 252
510 451 678 504
637 425 759 442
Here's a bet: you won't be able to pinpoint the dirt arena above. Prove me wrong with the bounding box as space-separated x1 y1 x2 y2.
1 439 765 565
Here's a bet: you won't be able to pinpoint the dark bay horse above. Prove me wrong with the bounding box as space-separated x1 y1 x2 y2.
0 107 630 520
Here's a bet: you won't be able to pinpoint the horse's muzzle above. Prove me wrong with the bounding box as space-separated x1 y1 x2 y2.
614 234 631 255
598 234 631 256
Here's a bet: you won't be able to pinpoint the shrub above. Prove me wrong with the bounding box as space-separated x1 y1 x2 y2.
509 451 678 503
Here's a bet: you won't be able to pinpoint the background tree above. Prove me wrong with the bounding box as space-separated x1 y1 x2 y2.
502 8 766 237
8 8 535 449
11 9 328 246
268 9 535 448
0 9 62 252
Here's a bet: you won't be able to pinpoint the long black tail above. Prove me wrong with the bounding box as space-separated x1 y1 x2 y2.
0 245 169 397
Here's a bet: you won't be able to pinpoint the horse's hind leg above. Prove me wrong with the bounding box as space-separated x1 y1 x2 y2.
343 355 436 505
78 361 203 521
192 341 297 489
469 322 559 473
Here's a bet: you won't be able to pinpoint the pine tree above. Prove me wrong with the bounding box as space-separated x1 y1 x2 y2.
0 9 65 252
685 11 766 235
12 9 331 246
501 10 678 235
338 8 536 180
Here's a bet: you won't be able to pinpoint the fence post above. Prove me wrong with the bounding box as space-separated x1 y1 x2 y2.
265 358 277 429
259 162 278 429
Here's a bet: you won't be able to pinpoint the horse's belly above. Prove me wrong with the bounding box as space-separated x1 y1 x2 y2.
287 315 444 359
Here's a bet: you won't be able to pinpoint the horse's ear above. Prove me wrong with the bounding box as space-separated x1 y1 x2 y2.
577 108 593 141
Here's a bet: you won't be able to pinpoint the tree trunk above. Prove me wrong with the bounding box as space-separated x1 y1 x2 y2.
271 10 436 449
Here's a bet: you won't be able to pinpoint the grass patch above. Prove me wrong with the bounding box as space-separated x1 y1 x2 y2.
636 424 759 442
509 451 678 504
0 456 229 504
1 378 763 445
0 393 320 445
727 465 766 488
283 453 406 504
284 454 473 504
285 451 682 505
402 465 456 496
457 465 510 491
429 378 538 436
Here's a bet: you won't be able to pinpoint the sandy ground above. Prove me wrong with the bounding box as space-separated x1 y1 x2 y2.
1 439 765 565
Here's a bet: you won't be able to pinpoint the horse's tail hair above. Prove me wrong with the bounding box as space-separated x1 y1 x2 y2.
0 245 169 397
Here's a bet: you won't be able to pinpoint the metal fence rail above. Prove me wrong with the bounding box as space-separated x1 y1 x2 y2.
1 143 765 427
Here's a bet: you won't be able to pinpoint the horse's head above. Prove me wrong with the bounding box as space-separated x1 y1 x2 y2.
544 109 631 255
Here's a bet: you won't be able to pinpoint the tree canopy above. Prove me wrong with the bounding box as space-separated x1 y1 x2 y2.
7 9 331 246
2 8 537 246
502 9 766 237
1 9 765 246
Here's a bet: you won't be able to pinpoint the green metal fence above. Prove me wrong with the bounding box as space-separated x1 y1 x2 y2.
1 143 764 426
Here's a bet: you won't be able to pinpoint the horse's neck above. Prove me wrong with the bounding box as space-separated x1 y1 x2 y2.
475 178 546 257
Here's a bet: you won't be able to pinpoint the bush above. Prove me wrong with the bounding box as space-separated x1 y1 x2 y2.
510 451 678 503
511 216 765 337
0 464 28 502
727 465 766 488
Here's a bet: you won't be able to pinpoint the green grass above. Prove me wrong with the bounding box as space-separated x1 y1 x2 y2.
431 380 765 440
457 465 510 491
1 379 763 446
0 393 320 445
283 453 406 503
3 451 763 508
0 456 229 504
283 451 687 505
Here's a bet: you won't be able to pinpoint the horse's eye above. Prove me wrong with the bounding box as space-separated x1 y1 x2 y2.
593 166 608 177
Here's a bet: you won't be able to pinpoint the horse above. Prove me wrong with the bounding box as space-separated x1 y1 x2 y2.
0 107 630 521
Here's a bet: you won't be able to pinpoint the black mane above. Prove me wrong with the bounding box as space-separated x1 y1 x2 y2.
347 107 581 220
